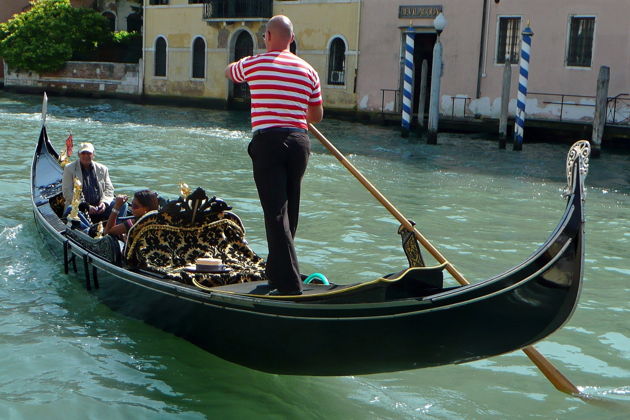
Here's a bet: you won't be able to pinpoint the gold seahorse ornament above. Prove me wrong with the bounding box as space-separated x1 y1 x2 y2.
58 150 71 167
179 182 191 198
67 177 82 222
94 221 104 239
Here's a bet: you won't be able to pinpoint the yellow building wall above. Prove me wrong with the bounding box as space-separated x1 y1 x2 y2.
144 1 232 99
276 1 360 110
143 0 360 110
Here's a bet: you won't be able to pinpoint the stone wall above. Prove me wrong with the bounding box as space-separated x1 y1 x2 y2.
3 61 142 97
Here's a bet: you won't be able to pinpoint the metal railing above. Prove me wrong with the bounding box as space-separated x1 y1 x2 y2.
377 89 629 125
528 92 594 122
528 92 630 125
380 89 401 116
203 0 272 20
609 93 630 124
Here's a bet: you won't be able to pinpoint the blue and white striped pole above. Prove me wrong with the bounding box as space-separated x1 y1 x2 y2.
513 24 534 151
401 27 415 137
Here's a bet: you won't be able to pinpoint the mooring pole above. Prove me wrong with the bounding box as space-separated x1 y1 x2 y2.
427 13 447 145
591 65 609 158
417 59 428 133
513 24 534 151
401 26 415 138
499 59 512 148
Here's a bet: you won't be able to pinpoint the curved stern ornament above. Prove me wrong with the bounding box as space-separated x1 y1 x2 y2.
565 140 590 199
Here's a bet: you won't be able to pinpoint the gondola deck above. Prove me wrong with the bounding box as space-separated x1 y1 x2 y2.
202 263 448 301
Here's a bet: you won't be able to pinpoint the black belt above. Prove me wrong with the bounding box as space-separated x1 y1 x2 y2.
253 127 307 136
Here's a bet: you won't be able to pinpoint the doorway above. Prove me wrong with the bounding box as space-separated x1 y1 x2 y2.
412 33 437 122
231 31 253 102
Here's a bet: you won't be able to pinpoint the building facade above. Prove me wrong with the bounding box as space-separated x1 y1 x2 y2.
4 1 627 126
357 0 629 123
142 0 360 110
0 0 30 22
97 0 143 33
0 0 31 80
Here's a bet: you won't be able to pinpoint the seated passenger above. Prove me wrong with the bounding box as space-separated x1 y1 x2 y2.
104 190 159 241
62 142 117 224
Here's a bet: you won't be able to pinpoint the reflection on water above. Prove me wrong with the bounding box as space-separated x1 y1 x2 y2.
0 92 628 419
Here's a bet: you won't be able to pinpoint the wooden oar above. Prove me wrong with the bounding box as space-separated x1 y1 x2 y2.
307 122 581 396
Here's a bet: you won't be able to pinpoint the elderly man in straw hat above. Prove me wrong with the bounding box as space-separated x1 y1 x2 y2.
62 142 116 224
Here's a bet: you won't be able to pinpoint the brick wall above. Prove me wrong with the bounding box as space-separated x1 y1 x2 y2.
4 61 142 96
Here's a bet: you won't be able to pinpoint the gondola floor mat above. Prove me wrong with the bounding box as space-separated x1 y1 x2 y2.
204 280 348 298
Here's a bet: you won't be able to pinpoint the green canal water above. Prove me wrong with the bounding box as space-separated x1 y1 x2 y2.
0 92 628 419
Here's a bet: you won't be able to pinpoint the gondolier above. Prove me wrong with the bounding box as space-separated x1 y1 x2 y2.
225 15 324 295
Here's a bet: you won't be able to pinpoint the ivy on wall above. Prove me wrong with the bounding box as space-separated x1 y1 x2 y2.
0 0 110 73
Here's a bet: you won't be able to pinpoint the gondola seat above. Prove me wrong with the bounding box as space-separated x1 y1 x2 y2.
123 189 266 287
64 228 123 266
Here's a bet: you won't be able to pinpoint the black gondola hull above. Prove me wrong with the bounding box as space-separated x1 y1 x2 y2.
31 125 586 376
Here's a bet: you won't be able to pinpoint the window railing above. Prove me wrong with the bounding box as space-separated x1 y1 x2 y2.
566 17 595 67
203 0 272 20
497 17 521 64
328 70 345 85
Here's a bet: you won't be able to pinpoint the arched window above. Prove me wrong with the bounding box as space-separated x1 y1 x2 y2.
127 12 142 33
192 37 206 79
327 37 346 85
154 37 167 77
102 12 116 32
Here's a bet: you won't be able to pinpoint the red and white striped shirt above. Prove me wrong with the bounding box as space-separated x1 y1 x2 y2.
230 51 323 132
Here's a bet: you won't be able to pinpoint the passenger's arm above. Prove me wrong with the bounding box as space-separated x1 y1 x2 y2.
104 195 127 237
104 220 127 238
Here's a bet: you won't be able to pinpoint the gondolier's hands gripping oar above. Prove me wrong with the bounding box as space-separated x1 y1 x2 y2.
307 123 581 397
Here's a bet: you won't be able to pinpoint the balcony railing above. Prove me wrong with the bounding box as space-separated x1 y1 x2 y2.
203 0 272 20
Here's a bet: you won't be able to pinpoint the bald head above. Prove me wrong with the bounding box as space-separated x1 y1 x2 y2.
265 15 294 51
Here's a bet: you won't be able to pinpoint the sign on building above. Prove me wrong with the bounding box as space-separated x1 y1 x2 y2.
399 5 443 19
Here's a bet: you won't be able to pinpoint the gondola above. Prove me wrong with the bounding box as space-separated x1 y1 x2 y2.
31 102 590 376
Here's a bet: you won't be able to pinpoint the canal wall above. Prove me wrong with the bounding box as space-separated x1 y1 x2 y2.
2 65 627 148
3 60 142 98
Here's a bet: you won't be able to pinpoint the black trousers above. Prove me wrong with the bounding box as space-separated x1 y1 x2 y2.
248 131 310 292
